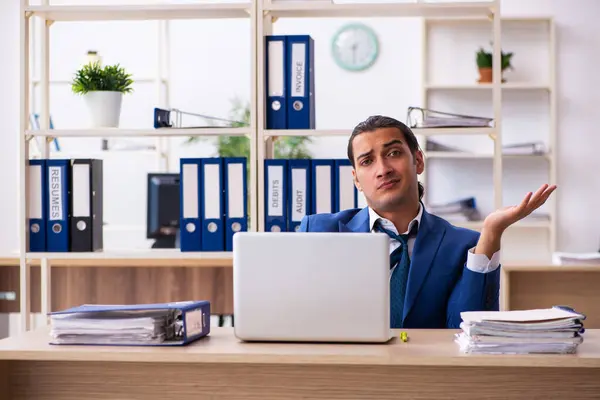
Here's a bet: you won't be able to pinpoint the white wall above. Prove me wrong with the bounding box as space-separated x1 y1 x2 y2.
0 0 598 258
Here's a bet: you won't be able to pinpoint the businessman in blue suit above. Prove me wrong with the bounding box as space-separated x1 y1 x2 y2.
299 115 556 329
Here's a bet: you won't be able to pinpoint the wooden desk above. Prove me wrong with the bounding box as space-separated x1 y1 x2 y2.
502 264 600 328
0 328 599 399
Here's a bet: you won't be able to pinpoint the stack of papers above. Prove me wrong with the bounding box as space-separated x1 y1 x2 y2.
48 301 211 346
455 307 586 354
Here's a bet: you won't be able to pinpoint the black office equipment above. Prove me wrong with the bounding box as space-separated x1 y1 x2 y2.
146 173 180 249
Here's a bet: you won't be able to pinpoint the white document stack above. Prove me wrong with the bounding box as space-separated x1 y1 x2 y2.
455 307 586 354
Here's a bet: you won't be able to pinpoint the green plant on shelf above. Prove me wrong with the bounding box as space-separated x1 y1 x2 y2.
475 43 513 83
71 61 133 94
185 97 313 160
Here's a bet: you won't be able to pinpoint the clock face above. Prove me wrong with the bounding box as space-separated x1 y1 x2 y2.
331 23 379 71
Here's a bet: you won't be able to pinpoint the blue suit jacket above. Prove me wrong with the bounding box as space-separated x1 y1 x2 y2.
298 207 500 329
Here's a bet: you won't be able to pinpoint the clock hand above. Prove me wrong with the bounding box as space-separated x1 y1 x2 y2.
352 43 357 64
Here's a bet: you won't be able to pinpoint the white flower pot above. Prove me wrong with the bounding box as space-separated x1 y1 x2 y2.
84 90 123 128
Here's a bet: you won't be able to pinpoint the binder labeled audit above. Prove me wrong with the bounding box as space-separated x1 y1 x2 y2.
28 159 47 252
311 159 335 214
287 35 315 130
46 159 70 252
180 158 202 252
201 158 225 251
334 159 357 212
266 35 288 129
264 159 288 232
70 159 103 252
287 159 311 232
48 300 211 346
224 157 247 251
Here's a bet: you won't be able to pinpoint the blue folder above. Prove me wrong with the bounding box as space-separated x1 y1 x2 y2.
48 300 211 346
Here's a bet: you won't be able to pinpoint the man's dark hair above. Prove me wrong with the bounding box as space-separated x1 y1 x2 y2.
347 115 424 200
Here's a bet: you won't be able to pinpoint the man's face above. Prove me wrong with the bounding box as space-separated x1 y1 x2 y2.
351 127 424 212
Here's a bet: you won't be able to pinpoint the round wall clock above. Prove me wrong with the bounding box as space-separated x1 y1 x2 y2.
331 23 379 72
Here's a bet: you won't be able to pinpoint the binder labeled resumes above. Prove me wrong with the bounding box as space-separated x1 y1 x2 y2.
264 159 288 232
287 35 315 130
266 35 288 129
46 159 70 252
70 159 103 252
288 159 311 232
201 158 225 251
48 300 211 346
28 159 47 252
334 159 357 212
311 159 335 215
180 158 202 252
224 157 247 251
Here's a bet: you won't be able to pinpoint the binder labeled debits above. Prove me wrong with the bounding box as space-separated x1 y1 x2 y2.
180 158 202 252
46 159 70 252
28 159 47 252
70 159 103 252
266 35 288 129
264 159 288 232
224 157 247 251
287 35 315 130
288 159 311 232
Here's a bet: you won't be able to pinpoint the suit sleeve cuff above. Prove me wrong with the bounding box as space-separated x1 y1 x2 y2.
466 247 501 273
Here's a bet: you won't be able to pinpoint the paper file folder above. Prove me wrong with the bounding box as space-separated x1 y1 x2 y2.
266 35 288 129
224 157 247 251
311 160 335 215
287 35 315 130
201 158 225 251
48 300 211 346
264 159 288 232
288 159 311 232
46 159 70 252
70 159 103 252
334 159 357 212
180 158 202 252
28 159 47 252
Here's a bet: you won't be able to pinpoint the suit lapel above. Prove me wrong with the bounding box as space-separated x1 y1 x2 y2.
403 208 445 320
339 207 370 233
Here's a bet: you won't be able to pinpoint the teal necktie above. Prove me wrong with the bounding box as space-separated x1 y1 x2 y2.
376 223 411 329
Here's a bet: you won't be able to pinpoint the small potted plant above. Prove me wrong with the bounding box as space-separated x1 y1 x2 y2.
71 61 133 128
476 45 513 83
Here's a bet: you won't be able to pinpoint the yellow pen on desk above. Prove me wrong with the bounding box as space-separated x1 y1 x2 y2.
400 331 408 342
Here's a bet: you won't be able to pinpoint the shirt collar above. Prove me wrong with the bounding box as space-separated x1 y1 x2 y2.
368 202 423 235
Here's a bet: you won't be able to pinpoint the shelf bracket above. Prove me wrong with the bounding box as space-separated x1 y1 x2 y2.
46 19 55 27
24 11 33 19
25 134 34 142
488 133 497 141
45 136 56 144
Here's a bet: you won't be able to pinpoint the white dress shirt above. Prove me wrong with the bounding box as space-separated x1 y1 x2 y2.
368 204 500 274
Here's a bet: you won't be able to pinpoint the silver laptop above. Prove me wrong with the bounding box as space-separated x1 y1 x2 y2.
232 232 393 343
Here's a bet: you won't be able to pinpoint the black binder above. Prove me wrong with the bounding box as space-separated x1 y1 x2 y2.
69 159 103 252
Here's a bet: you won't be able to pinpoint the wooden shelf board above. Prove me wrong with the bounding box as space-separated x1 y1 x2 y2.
25 3 251 21
263 127 495 137
25 127 251 138
265 1 496 19
425 83 551 91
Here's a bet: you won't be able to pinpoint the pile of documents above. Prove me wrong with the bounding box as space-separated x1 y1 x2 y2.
428 197 481 222
48 301 211 346
455 307 586 354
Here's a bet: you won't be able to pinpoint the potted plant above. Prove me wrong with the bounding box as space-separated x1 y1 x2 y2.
71 61 133 128
476 45 513 83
